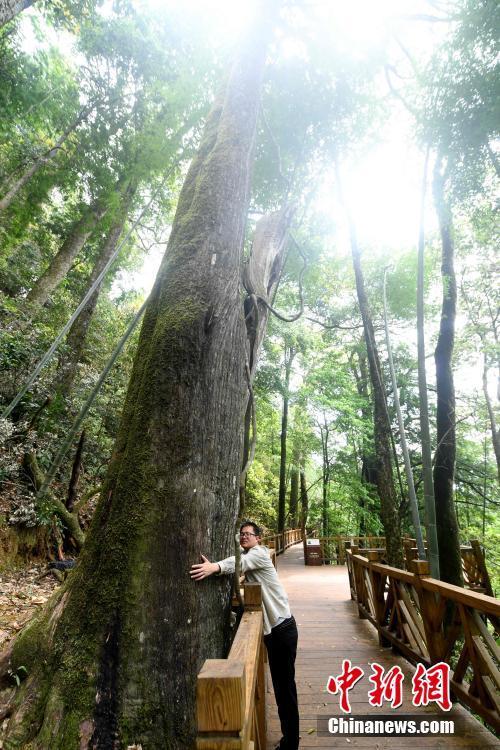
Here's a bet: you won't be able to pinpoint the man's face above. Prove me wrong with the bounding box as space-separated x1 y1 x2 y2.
240 525 260 550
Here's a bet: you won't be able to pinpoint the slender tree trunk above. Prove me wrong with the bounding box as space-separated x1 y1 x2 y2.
66 431 85 514
1 4 277 746
349 231 404 566
36 301 148 506
432 161 463 587
63 430 86 552
278 345 294 533
320 417 330 537
26 204 107 307
417 150 440 578
383 269 425 558
56 200 133 397
482 357 500 482
357 350 378 481
289 466 298 527
0 0 33 28
300 466 308 531
350 347 378 533
0 108 90 212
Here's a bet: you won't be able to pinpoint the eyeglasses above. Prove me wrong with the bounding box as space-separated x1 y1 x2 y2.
240 532 257 538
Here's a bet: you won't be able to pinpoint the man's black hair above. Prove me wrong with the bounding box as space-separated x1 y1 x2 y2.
240 520 261 536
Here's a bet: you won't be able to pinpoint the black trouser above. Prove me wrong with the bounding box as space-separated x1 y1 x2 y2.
264 616 299 750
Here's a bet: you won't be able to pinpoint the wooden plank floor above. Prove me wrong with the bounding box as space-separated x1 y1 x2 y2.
265 543 500 750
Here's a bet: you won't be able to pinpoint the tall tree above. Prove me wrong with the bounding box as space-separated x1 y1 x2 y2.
319 413 331 537
0 106 92 213
416 152 440 578
482 355 500 482
278 342 295 533
432 160 463 586
1 2 279 746
289 464 298 528
25 202 108 307
461 239 500 483
349 219 404 567
349 345 377 534
299 465 308 531
383 268 425 558
56 199 133 397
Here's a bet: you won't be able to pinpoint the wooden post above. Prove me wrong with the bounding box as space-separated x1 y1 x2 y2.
403 539 413 570
269 548 277 570
470 539 495 597
197 660 245 737
366 550 389 643
352 556 367 619
412 559 445 664
411 559 429 576
345 544 355 599
244 582 262 610
254 640 266 750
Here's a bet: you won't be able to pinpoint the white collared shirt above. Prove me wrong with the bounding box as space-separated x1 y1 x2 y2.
217 544 291 635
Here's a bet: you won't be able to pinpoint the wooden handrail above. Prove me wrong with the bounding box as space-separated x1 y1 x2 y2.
308 535 387 564
260 528 302 556
310 536 495 593
196 583 266 750
403 539 495 595
346 548 500 734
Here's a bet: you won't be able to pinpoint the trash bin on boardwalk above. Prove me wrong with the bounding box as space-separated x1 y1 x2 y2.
304 538 323 566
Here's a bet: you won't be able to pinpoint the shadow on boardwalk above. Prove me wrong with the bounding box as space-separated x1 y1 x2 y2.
265 543 500 750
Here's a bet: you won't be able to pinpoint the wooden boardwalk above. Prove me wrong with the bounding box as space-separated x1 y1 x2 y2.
265 543 500 750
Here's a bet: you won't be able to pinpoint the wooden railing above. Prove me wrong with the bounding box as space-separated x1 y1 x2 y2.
304 535 386 564
346 547 500 734
315 536 495 594
402 538 495 596
261 528 302 555
197 583 266 750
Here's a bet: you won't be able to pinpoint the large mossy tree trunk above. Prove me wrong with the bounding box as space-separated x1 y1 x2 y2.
432 162 463 587
1 4 277 747
350 228 404 567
